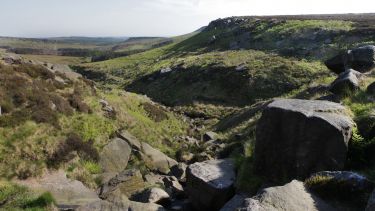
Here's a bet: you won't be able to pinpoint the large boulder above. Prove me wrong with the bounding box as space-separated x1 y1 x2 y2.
222 180 334 211
140 142 178 174
186 159 235 211
329 69 361 95
325 52 350 74
99 138 131 174
350 45 375 72
325 45 375 74
254 99 354 182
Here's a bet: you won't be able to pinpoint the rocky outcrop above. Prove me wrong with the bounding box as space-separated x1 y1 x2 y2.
329 69 361 95
254 99 354 182
186 159 235 211
140 142 178 174
99 138 131 174
222 180 334 211
325 45 375 74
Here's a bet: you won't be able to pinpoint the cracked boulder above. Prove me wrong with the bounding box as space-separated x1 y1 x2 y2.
254 99 354 182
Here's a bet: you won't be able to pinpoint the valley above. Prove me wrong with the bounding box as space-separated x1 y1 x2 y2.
0 13 375 211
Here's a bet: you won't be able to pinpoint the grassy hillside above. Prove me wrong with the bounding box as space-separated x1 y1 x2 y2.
0 61 189 188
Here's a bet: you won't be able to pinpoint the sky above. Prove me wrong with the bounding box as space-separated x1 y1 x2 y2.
0 0 374 38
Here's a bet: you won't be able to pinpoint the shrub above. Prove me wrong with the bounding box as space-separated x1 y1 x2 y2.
31 107 59 128
50 95 74 115
47 133 99 168
141 102 168 122
69 94 91 113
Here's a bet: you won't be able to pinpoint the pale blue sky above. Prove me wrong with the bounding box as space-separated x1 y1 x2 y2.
1 0 374 37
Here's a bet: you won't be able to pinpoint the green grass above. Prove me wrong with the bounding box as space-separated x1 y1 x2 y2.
0 181 55 210
262 20 353 36
21 54 89 65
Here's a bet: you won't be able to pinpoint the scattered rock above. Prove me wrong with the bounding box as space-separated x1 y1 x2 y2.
160 67 172 74
235 64 247 71
132 187 170 204
186 159 235 211
99 138 131 174
99 169 145 199
329 69 361 95
169 163 187 182
16 170 99 209
254 99 354 182
220 194 248 211
203 131 218 142
141 142 178 174
163 176 185 196
305 171 374 209
325 45 375 74
77 198 165 211
226 180 334 210
193 152 213 162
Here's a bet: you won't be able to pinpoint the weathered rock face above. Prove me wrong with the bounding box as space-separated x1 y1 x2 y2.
325 45 375 74
254 99 354 182
222 180 334 211
186 159 235 211
329 69 361 95
141 142 178 174
99 138 131 174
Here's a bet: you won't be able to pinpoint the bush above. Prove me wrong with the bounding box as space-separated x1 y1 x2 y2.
69 94 91 113
47 133 99 168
